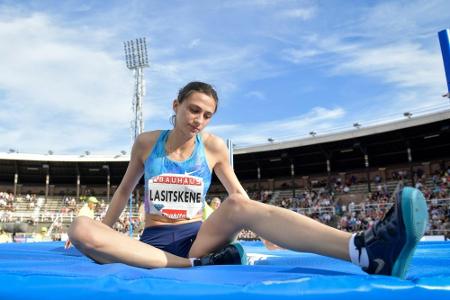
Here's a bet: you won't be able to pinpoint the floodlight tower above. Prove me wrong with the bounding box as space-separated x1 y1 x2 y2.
123 38 149 237
123 37 149 141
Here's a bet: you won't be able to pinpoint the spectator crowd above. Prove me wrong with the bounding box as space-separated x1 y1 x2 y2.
1 165 450 243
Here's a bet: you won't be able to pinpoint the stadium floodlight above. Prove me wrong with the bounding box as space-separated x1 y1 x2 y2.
124 38 149 69
309 131 317 137
48 150 53 155
120 150 127 155
85 151 90 156
353 122 361 129
123 37 149 143
404 112 412 119
268 138 274 143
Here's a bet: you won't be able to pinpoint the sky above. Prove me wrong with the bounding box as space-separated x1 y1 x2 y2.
0 0 450 155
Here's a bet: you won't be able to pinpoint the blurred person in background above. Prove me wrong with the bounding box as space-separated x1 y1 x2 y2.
203 197 221 220
65 196 98 248
0 227 11 243
34 226 49 242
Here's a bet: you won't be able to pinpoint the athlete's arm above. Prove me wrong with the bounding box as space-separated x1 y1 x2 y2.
206 134 249 199
102 133 147 227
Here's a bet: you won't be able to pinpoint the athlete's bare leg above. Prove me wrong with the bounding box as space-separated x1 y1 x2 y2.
189 194 351 261
68 216 191 268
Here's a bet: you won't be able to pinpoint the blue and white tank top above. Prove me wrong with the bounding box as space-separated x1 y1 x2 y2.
144 130 212 220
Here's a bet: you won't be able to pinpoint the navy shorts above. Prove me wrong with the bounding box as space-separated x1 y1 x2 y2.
139 221 202 258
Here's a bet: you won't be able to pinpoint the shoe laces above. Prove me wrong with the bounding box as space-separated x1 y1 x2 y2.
374 204 398 239
354 202 398 262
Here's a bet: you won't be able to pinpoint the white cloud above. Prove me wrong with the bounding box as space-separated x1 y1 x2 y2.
281 48 320 64
149 43 279 104
221 0 295 9
355 0 449 41
1 0 449 155
245 91 266 101
0 9 283 154
0 13 152 154
188 39 200 49
277 7 316 20
207 123 239 133
333 43 443 89
209 107 346 145
278 3 446 111
75 4 92 12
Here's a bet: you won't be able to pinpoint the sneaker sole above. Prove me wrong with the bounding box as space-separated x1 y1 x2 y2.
232 242 248 265
392 187 428 278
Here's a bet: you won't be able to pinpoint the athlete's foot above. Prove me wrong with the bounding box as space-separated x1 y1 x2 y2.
354 187 428 278
193 243 247 266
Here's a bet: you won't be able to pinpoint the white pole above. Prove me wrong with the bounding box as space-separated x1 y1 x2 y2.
226 139 234 169
129 194 133 237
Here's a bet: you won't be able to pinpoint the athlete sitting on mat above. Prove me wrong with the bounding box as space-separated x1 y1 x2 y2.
68 81 428 278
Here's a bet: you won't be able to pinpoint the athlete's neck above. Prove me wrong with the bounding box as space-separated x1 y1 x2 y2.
165 129 196 159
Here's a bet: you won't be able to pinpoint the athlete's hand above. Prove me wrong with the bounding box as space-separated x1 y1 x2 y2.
64 239 72 249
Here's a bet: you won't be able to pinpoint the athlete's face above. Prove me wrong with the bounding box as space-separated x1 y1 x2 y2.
173 92 216 135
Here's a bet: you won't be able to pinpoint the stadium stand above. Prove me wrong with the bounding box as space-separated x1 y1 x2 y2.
0 110 449 242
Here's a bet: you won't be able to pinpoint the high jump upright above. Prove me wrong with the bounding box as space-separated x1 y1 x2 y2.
438 29 450 98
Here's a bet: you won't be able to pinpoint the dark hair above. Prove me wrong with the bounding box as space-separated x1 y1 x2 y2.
177 81 219 113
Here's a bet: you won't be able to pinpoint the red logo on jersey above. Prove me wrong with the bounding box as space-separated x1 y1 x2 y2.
161 209 187 219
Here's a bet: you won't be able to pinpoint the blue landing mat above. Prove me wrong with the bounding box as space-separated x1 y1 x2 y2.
0 241 449 299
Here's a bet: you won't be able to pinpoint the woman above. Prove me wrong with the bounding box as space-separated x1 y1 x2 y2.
69 81 428 278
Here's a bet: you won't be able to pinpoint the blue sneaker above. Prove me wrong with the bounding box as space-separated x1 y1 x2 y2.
193 243 247 266
354 187 428 278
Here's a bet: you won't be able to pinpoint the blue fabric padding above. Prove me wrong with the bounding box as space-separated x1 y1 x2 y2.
0 241 449 299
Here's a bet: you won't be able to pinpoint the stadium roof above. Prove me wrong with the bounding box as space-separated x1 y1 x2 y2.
236 109 450 154
1 109 449 161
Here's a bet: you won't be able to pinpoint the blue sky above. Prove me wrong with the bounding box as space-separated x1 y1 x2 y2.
0 0 449 155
